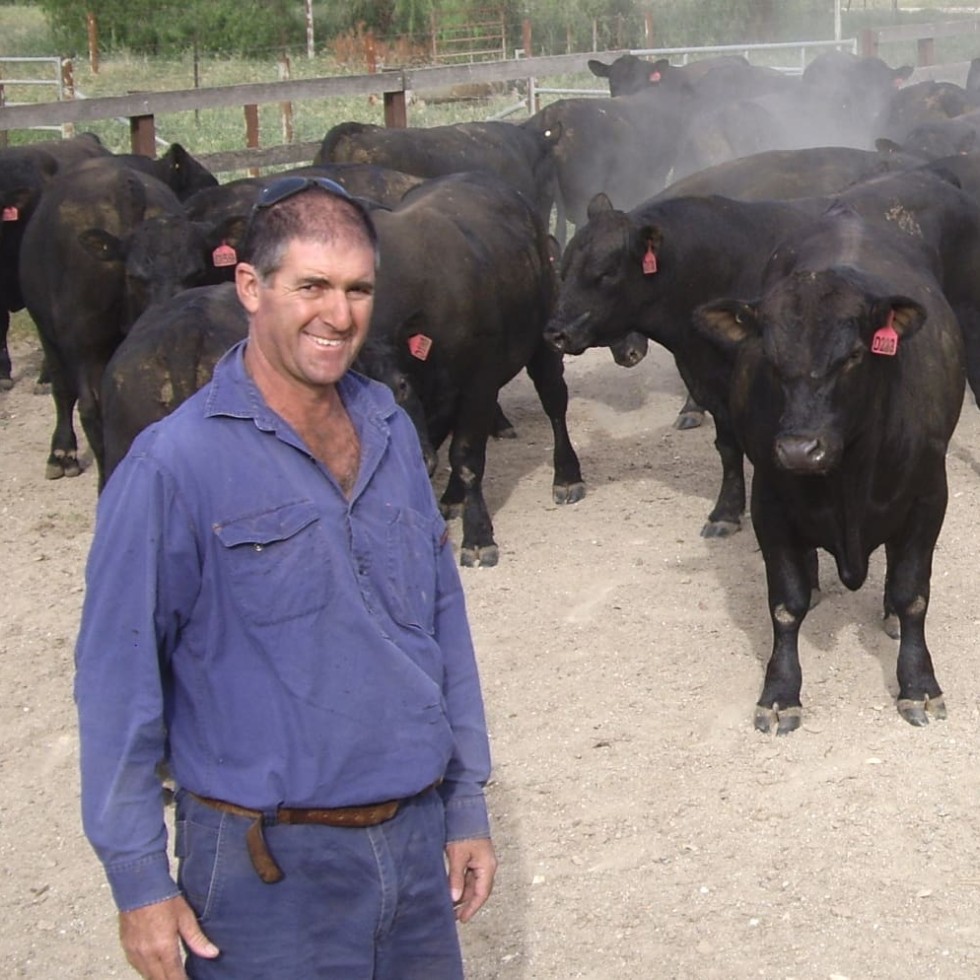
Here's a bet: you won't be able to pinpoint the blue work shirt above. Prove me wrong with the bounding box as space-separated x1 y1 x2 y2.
75 342 492 912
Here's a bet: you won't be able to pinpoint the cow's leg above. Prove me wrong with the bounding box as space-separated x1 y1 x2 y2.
76 361 107 490
34 352 52 395
952 302 980 408
673 387 705 430
883 491 948 726
525 342 584 504
702 416 745 538
440 388 497 567
0 308 12 391
752 489 812 735
491 402 517 440
41 343 81 479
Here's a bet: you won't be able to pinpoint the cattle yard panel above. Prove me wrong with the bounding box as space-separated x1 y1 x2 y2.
430 7 507 64
0 56 70 143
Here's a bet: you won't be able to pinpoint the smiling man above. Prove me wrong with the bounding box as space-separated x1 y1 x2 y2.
74 177 496 980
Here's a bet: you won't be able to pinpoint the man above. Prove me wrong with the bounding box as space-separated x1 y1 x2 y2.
74 176 496 979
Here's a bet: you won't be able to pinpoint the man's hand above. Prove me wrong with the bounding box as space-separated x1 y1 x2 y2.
119 894 219 979
446 837 497 923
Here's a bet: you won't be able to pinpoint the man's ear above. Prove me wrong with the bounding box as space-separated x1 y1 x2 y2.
236 262 261 314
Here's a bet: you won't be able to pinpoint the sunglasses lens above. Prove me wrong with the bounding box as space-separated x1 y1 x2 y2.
257 176 352 210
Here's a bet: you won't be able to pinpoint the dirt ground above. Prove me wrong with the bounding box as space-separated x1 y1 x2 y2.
4 327 980 980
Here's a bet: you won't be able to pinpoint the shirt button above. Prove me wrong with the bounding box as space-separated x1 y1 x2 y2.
254 544 264 552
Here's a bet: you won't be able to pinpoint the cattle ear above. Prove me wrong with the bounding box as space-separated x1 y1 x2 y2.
586 193 615 221
78 228 124 263
587 59 611 79
693 299 759 352
871 297 927 344
894 65 914 85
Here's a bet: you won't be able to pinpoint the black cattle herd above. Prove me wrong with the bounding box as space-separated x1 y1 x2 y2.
4 48 980 732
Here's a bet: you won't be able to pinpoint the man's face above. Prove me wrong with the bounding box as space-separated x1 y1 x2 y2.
237 235 376 394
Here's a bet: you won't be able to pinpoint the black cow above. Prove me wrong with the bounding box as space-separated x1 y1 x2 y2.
20 158 216 486
694 208 964 734
544 193 814 537
315 120 558 227
525 91 690 231
657 145 918 203
672 52 912 179
364 171 584 566
874 78 971 145
0 134 110 389
109 143 219 201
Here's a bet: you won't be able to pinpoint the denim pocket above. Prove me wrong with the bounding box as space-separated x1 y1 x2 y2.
214 500 332 626
175 814 222 924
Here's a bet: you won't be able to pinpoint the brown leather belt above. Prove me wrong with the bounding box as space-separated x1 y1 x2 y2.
189 789 426 884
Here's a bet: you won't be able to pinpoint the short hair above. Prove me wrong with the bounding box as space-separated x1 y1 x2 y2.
239 177 379 281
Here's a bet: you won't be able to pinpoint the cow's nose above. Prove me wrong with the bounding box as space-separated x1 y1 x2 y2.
775 436 829 473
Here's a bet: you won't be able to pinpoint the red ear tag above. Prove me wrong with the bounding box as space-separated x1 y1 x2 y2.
408 333 432 361
871 311 899 356
212 242 237 267
649 70 662 83
2 206 19 222
642 243 658 275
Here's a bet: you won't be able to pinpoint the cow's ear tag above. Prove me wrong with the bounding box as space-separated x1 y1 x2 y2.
2 206 19 222
871 311 899 356
408 333 432 361
649 70 661 83
212 242 237 267
642 242 657 275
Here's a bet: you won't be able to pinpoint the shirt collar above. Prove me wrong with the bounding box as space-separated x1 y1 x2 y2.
204 340 399 431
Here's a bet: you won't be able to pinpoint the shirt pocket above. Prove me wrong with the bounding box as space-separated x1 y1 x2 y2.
214 501 332 626
386 507 439 634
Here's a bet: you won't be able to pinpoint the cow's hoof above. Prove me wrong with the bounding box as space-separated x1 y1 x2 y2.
45 454 81 480
0 377 12 392
897 694 946 726
701 519 740 538
882 612 900 640
492 424 518 440
33 381 51 396
553 481 585 505
754 704 802 735
673 410 705 430
460 544 499 568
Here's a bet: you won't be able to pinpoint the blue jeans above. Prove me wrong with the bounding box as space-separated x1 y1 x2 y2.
175 787 464 979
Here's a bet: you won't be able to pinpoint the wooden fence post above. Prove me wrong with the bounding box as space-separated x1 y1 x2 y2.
244 104 260 176
858 27 878 58
644 10 654 45
87 11 99 74
917 36 935 66
383 69 407 129
522 18 532 57
278 54 294 144
129 113 156 156
61 58 75 139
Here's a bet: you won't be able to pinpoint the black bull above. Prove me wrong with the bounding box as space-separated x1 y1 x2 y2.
695 210 964 735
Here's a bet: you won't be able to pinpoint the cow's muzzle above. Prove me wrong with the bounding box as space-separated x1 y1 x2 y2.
544 311 592 355
774 435 834 474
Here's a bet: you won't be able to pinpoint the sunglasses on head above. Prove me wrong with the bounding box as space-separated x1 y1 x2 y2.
253 175 354 212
